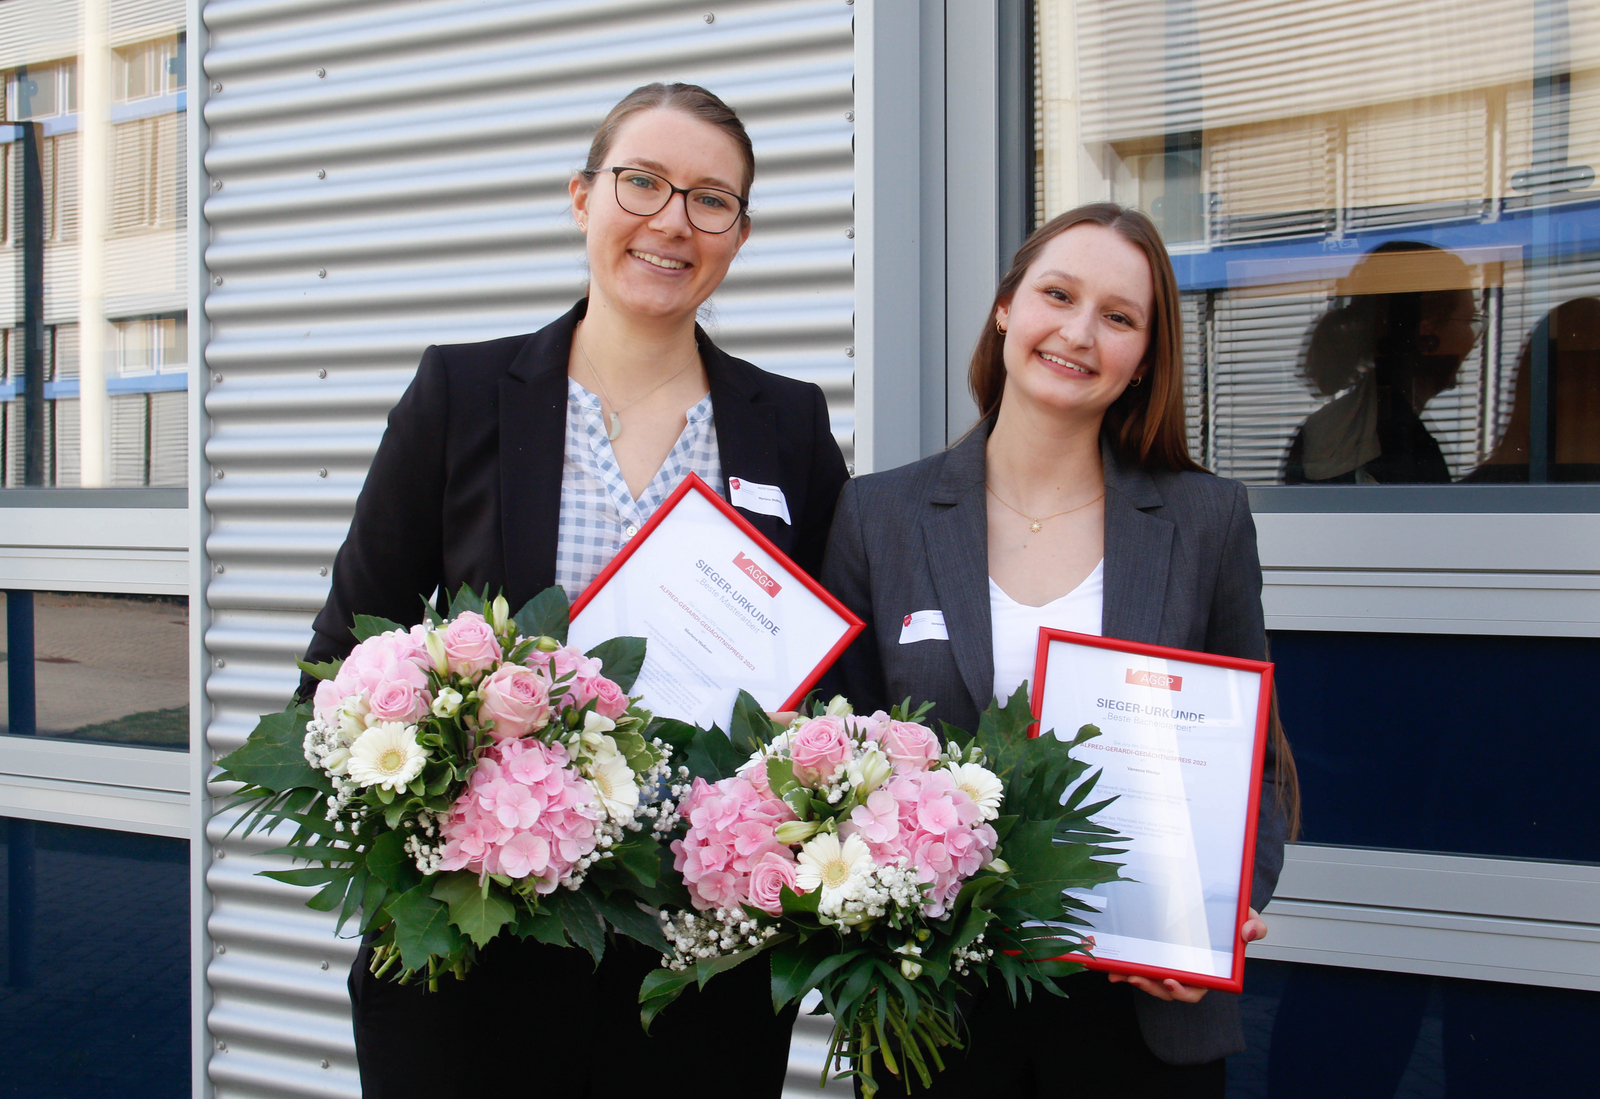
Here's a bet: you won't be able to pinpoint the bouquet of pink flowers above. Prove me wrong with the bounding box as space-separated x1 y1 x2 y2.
643 691 1124 1096
218 587 683 987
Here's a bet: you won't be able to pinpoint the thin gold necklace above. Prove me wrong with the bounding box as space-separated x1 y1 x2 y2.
575 337 699 442
986 483 1105 533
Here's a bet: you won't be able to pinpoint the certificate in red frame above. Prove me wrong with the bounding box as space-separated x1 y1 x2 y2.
568 472 863 723
1029 629 1273 994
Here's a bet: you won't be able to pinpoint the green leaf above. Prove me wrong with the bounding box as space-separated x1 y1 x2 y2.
388 883 465 973
425 870 479 907
695 942 768 990
339 864 369 932
583 636 647 694
595 895 669 953
436 881 515 949
360 875 390 934
420 596 444 628
649 718 698 756
639 967 699 1032
352 614 404 642
295 658 342 681
608 841 661 888
686 722 747 782
765 756 798 797
365 830 422 894
728 690 773 756
447 585 486 620
552 891 606 965
261 865 349 887
305 873 354 912
1001 819 1119 915
516 903 568 947
770 938 858 1011
512 586 569 644
214 704 330 795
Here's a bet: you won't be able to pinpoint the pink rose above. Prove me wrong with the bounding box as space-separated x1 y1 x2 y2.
442 611 502 678
367 678 429 724
589 676 631 720
789 716 853 786
478 664 553 741
746 852 800 915
870 720 940 772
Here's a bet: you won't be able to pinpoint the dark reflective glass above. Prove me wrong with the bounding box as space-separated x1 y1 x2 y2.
1 818 189 1097
608 166 746 234
1229 959 1600 1098
1271 630 1600 862
1 592 188 749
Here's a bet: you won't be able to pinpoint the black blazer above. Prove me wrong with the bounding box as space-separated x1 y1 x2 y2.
820 422 1287 1066
303 300 849 674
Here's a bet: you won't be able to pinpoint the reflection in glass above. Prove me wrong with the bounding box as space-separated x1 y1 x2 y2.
1 818 189 1098
0 591 188 749
2 10 188 490
1036 0 1600 484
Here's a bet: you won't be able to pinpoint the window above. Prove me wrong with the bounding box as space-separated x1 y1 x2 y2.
5 61 76 121
113 37 185 103
1037 0 1600 486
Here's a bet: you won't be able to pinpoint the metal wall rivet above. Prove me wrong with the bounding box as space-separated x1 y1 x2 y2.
212 275 223 286
317 368 327 379
211 179 222 191
216 658 226 668
320 960 330 970
216 944 226 953
845 228 854 239
319 566 329 577
214 849 225 859
316 68 326 78
318 467 328 478
317 269 327 278
321 1060 330 1069
212 372 223 383
845 111 854 122
214 563 225 574
214 468 225 479
316 169 326 180
211 81 222 93
703 12 714 22
845 346 855 357
217 1041 227 1051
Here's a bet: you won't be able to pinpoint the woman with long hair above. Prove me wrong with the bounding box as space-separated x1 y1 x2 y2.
822 202 1298 1096
300 82 849 1097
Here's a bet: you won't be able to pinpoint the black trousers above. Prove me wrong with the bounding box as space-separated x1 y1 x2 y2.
350 934 798 1098
859 973 1225 1098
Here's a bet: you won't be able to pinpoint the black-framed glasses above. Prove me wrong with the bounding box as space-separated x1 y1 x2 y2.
606 165 747 234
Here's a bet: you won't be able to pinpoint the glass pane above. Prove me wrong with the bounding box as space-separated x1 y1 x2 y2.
1229 960 1600 1098
1037 0 1600 484
1271 630 1600 863
1 818 189 1097
1 591 188 750
3 10 189 492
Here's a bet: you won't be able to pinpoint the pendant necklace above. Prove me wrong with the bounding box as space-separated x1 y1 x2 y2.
576 337 699 442
986 483 1104 533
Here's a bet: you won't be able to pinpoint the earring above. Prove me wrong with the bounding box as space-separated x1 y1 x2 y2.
995 319 1007 335
1129 375 1143 387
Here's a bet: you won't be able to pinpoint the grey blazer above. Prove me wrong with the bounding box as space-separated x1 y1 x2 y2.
820 422 1288 1066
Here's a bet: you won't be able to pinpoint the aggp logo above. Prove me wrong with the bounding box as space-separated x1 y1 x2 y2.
1126 668 1182 691
734 551 781 597
730 477 742 490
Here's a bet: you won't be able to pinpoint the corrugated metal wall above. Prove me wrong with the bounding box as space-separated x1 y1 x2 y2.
199 1 854 1095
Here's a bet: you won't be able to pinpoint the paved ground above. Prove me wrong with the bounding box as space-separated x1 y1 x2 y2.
0 592 188 747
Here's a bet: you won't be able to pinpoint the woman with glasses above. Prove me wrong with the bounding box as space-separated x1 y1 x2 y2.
821 203 1297 1097
300 82 848 1098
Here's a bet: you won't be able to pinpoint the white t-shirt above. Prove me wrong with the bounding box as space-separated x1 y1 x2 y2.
989 560 1104 704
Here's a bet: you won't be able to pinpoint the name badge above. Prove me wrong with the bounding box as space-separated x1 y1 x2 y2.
899 610 948 644
727 477 792 525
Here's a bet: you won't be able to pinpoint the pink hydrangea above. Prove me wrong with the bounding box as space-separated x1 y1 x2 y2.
438 739 602 893
315 630 433 727
672 776 797 911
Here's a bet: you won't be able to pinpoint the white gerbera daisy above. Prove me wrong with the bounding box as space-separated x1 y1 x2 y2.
795 833 871 906
588 753 640 822
346 722 426 791
948 763 1004 820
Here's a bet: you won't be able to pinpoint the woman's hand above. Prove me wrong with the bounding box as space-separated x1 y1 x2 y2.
767 711 799 727
1109 908 1268 1003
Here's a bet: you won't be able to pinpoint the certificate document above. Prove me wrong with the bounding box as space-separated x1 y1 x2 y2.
567 474 863 730
1031 630 1272 992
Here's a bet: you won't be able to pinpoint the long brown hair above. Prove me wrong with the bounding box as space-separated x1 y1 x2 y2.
968 202 1202 472
577 83 755 214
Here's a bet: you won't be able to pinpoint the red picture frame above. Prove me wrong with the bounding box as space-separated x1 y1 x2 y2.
1028 628 1274 993
569 472 864 713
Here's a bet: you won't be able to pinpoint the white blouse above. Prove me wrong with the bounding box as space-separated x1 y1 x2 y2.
989 560 1104 704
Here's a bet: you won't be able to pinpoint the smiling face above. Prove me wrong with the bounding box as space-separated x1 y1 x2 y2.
570 107 751 324
993 223 1155 423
